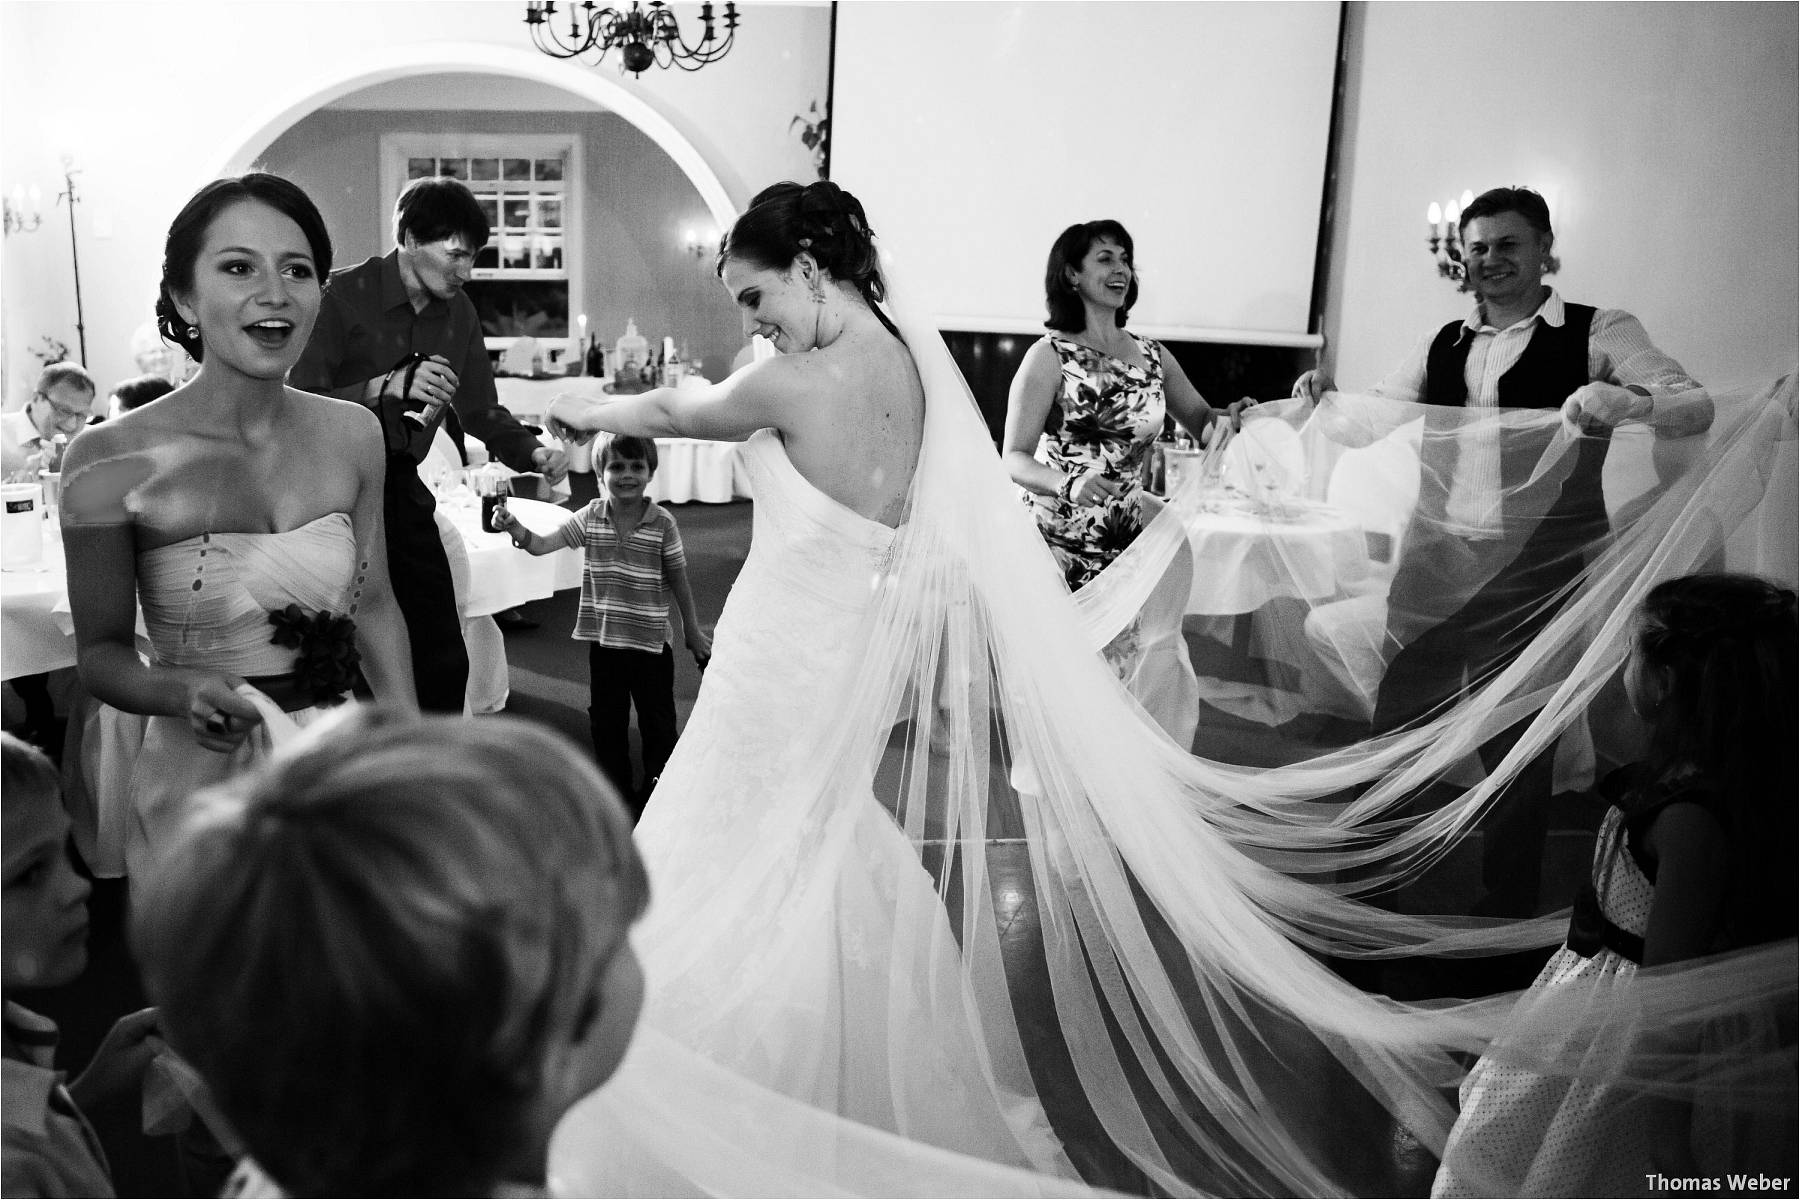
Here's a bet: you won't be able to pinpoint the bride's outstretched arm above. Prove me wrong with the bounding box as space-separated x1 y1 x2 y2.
550 358 798 443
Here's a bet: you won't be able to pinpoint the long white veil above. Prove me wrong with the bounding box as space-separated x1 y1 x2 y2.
550 245 1796 1197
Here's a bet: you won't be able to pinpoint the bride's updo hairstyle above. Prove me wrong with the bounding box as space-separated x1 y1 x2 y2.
155 173 333 362
718 180 902 340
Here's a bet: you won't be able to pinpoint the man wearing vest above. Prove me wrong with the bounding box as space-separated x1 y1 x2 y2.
1295 186 1712 918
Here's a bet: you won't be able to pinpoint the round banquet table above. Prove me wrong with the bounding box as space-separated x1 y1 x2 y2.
1 532 80 680
1182 495 1372 615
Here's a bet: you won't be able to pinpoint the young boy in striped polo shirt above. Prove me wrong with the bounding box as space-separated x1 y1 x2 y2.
494 435 711 815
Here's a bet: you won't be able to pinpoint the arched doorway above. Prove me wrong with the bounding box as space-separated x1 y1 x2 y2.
212 41 736 230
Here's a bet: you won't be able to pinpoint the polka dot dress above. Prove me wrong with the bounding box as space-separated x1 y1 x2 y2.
1431 805 1656 1197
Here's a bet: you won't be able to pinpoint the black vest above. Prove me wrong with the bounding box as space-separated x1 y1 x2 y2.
1422 302 1607 526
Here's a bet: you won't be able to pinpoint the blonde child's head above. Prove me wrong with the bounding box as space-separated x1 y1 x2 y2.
133 705 649 1197
2 733 91 992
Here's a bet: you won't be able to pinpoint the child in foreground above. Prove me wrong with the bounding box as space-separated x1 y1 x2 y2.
131 705 650 1198
3 732 159 1198
1433 572 1799 1197
494 434 710 814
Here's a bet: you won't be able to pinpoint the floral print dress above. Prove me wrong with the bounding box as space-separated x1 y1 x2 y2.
1025 331 1168 591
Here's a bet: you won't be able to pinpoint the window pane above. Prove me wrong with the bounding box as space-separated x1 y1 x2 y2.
503 199 531 230
407 157 436 180
438 158 468 180
478 197 499 229
535 197 563 229
466 280 569 338
469 157 500 181
503 158 531 182
475 245 499 270
534 158 565 182
501 235 530 270
533 234 563 270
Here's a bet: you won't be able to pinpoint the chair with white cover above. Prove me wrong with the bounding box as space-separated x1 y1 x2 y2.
1301 417 1424 719
423 430 510 715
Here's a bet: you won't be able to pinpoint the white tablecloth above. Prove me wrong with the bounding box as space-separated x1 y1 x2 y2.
1 535 79 680
495 375 750 503
1184 496 1371 615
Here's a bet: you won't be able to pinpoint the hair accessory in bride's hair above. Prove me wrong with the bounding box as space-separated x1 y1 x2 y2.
268 605 362 703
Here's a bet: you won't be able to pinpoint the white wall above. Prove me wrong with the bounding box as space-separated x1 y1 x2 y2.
1323 2 1798 393
0 0 829 406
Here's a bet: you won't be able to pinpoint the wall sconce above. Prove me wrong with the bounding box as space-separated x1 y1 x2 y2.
4 184 44 236
682 224 718 262
1427 188 1475 290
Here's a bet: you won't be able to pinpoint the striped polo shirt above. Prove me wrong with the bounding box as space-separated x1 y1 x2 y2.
550 498 686 651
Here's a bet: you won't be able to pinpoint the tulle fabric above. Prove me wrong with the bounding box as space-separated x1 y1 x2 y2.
548 243 1796 1197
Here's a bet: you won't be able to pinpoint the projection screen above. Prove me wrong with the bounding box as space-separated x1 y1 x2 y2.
829 1 1341 345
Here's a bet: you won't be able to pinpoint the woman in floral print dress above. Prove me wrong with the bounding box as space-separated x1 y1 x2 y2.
1003 222 1245 743
1003 220 1238 590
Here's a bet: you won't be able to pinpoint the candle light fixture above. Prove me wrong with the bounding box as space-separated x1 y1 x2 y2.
1426 188 1476 290
524 1 740 77
3 183 43 236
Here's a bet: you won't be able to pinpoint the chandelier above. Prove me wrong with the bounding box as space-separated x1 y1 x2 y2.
524 2 740 76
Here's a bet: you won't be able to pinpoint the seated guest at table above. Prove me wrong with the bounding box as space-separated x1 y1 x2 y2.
133 706 649 1198
4 732 162 1198
291 176 568 711
3 362 93 481
1292 185 1712 917
1001 221 1248 744
59 172 415 879
494 435 710 815
104 373 175 420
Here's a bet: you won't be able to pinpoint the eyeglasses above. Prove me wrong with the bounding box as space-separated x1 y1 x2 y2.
34 392 90 426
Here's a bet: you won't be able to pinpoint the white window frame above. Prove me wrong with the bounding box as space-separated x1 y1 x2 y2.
379 132 584 354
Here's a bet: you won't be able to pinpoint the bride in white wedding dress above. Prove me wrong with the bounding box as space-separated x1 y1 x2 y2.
543 182 1795 1197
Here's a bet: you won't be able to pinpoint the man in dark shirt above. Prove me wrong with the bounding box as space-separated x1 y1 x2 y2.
293 176 569 712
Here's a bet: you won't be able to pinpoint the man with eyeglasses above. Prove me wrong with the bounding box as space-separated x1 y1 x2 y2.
3 362 95 482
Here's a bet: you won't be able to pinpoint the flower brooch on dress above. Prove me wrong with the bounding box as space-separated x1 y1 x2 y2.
268 605 362 703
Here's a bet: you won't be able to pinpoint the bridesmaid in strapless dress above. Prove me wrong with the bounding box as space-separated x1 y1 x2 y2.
60 173 415 877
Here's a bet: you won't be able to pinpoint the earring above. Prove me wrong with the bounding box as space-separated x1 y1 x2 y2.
812 287 826 305
186 325 200 340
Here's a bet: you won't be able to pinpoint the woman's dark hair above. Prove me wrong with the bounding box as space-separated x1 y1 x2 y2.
111 374 176 412
717 181 901 341
395 177 491 250
1636 572 1798 948
1044 220 1137 332
155 173 333 362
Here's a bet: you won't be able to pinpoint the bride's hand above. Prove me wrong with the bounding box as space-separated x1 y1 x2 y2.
185 673 263 752
547 415 595 445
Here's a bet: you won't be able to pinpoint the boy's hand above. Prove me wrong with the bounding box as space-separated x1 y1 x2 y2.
687 627 713 668
68 1007 163 1111
491 501 528 548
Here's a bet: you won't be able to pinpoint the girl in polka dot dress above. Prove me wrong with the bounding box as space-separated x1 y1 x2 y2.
1432 573 1797 1197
